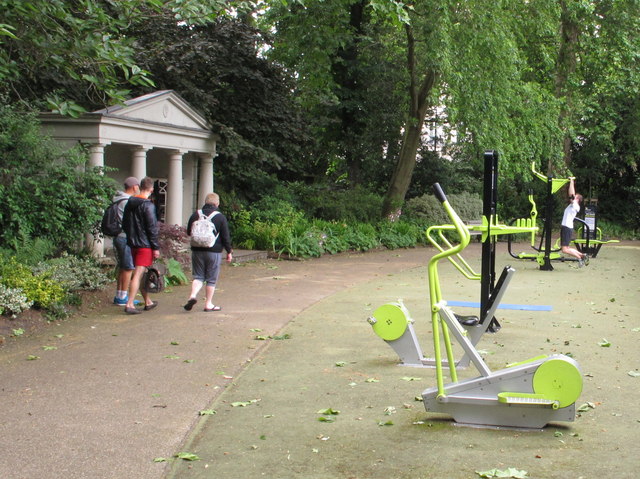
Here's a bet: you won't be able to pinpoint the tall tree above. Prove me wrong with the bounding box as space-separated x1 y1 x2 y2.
0 0 249 113
381 0 567 216
129 15 313 199
263 1 569 216
263 0 408 188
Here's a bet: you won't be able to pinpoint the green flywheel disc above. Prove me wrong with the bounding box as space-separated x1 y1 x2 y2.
532 358 583 408
371 303 409 341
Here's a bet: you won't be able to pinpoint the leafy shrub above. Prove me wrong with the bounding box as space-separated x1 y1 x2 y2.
377 221 421 249
0 284 33 317
403 192 483 225
343 223 380 251
250 196 304 225
158 223 190 267
596 219 639 241
298 186 384 223
0 103 115 250
312 220 350 254
279 229 325 258
0 236 57 266
164 258 189 286
0 258 66 309
231 198 307 252
32 253 110 291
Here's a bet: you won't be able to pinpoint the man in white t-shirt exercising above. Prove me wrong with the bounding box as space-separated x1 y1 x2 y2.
560 177 589 267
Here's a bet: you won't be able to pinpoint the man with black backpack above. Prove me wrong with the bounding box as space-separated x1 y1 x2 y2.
183 192 233 312
107 177 140 305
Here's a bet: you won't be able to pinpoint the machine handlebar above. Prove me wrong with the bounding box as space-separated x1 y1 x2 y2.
432 183 447 204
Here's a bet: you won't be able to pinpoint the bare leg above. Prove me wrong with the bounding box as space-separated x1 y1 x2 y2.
189 279 204 300
561 245 585 260
183 279 203 311
204 285 216 310
126 266 147 310
118 269 134 294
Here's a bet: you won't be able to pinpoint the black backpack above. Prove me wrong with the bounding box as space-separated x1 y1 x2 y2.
100 198 127 237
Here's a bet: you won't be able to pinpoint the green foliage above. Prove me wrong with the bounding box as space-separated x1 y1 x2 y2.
129 16 312 201
0 284 33 317
295 185 385 223
0 103 115 250
378 221 422 249
32 254 110 292
403 192 483 226
341 223 380 252
0 237 56 266
279 227 325 258
595 220 638 241
0 0 249 111
0 258 66 310
164 258 189 286
0 249 112 316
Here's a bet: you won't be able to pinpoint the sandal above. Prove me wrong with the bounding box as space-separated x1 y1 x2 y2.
144 301 158 311
184 298 197 311
204 305 222 312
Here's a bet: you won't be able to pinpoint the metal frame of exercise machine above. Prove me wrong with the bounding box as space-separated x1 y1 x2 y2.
421 183 582 428
367 151 537 369
507 163 594 270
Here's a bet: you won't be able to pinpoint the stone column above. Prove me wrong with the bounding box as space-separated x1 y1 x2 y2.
88 143 106 168
166 150 185 225
131 146 149 180
88 143 107 257
198 153 215 204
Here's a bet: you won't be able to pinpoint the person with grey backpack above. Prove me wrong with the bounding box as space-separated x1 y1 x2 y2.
183 192 233 312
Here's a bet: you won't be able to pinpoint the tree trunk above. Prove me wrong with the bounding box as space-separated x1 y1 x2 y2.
382 24 438 218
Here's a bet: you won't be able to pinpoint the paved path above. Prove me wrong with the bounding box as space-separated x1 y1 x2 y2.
0 248 429 479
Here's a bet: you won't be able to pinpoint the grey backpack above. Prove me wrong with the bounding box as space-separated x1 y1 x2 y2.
190 210 220 247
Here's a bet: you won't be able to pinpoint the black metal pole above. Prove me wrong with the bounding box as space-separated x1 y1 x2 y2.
541 176 554 270
481 151 498 329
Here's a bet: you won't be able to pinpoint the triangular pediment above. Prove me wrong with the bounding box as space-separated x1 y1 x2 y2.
94 90 210 130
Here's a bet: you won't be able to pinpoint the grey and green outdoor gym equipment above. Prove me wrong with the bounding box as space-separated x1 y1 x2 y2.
506 162 618 268
418 184 582 428
368 151 538 369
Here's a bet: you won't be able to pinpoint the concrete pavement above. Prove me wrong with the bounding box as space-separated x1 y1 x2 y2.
0 248 430 479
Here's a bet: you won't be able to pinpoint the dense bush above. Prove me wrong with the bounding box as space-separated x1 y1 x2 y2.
158 223 190 268
0 257 66 310
0 249 114 318
0 284 33 317
0 102 115 251
293 184 384 223
32 253 110 291
403 192 483 226
378 221 423 249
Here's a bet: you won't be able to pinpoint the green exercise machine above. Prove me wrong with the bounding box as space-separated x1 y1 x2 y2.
368 151 537 369
507 163 618 268
506 163 581 270
374 183 583 428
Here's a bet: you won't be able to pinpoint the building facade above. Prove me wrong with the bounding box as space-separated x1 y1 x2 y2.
39 90 218 255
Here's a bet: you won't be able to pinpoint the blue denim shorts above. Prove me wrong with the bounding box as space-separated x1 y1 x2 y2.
113 235 135 270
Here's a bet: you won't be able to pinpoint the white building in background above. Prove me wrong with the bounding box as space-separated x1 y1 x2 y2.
39 90 219 256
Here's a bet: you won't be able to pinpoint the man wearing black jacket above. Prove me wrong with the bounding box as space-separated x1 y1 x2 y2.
122 177 160 314
183 192 233 312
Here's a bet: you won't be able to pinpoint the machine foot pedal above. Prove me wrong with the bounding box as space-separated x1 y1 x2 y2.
497 392 559 409
455 314 480 326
